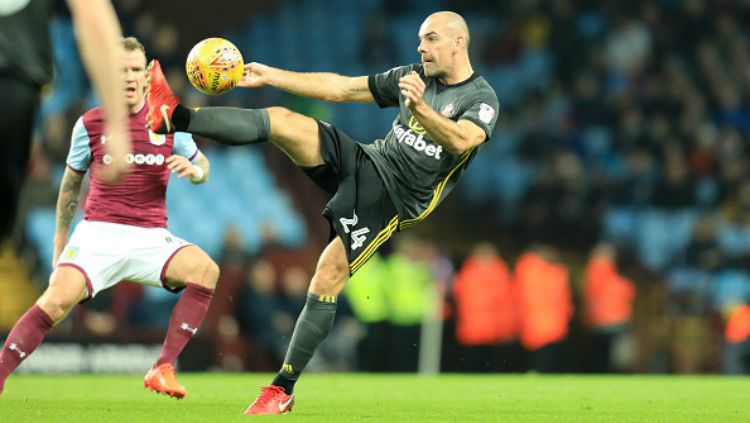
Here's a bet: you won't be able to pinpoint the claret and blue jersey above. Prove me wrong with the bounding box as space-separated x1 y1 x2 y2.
66 104 200 228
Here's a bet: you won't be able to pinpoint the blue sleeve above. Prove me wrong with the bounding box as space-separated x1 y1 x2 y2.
172 132 199 162
66 117 92 172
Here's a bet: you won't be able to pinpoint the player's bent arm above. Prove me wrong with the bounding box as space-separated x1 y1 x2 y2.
265 67 375 103
52 168 85 265
411 103 486 155
166 152 209 184
66 0 131 181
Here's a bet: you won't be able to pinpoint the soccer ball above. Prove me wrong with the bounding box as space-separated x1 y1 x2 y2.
185 38 244 95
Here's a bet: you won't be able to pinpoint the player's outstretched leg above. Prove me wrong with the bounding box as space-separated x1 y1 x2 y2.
145 59 271 145
244 237 348 415
0 267 87 395
144 246 219 400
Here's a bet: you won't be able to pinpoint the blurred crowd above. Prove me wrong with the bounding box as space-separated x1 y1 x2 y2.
5 0 750 375
451 0 750 374
60 231 640 375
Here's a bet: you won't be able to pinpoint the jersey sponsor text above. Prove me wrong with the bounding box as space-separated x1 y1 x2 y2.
392 122 444 160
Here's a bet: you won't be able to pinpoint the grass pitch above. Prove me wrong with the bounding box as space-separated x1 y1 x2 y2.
1 373 749 422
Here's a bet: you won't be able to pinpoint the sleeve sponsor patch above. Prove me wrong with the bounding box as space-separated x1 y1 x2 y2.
479 103 496 124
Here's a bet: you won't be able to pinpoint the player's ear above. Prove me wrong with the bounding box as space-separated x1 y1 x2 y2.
453 35 463 54
456 35 465 50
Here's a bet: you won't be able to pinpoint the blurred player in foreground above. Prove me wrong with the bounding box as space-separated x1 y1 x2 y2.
0 0 132 246
0 37 218 399
147 11 498 413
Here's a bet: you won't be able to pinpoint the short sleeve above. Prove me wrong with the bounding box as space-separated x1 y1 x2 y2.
66 117 92 173
457 92 500 141
367 64 416 109
172 132 199 161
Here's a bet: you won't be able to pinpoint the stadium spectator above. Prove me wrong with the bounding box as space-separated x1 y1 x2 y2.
345 252 390 372
277 266 311 354
452 242 517 372
201 225 252 369
218 225 252 271
236 258 284 370
515 245 572 372
583 243 635 373
384 236 436 372
723 303 750 375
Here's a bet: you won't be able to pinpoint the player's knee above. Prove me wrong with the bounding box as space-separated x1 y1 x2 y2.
312 260 349 295
37 283 79 323
266 106 293 123
204 260 220 288
191 259 220 289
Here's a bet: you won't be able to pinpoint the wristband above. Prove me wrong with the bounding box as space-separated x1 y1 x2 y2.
189 165 205 182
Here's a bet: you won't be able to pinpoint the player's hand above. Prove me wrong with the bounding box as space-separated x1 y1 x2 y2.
239 62 271 88
399 71 426 111
166 155 200 180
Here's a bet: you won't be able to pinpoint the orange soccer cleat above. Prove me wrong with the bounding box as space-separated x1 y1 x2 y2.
145 59 180 133
144 363 186 399
244 385 294 415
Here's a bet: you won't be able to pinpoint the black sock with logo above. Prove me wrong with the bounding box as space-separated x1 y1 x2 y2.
173 105 270 145
271 293 337 394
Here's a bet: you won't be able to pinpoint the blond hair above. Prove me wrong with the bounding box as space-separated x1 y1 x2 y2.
121 36 145 54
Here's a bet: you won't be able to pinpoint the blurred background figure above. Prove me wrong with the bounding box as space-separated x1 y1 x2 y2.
345 252 390 372
384 235 436 372
583 243 635 373
515 245 572 372
723 303 750 375
236 259 283 370
452 242 517 372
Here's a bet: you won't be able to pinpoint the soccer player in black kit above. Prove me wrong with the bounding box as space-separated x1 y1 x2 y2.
146 11 499 414
0 0 131 245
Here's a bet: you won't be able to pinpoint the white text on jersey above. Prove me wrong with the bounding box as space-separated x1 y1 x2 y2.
392 123 444 160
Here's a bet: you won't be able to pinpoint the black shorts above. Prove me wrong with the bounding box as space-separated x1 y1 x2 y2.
302 121 399 274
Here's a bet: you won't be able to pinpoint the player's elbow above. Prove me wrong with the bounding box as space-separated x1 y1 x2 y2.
444 138 472 156
446 132 485 156
444 144 466 156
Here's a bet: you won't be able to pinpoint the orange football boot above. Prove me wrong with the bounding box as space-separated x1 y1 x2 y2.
244 385 294 415
144 363 186 399
145 59 180 133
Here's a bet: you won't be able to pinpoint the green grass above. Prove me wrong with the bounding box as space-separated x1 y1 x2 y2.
1 373 749 422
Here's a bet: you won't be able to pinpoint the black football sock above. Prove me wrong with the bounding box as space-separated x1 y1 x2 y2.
272 293 337 394
173 105 271 145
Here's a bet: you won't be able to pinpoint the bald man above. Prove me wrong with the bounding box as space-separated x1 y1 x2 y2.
145 11 499 414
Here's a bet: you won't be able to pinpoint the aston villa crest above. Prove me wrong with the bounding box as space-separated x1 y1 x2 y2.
149 131 166 146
